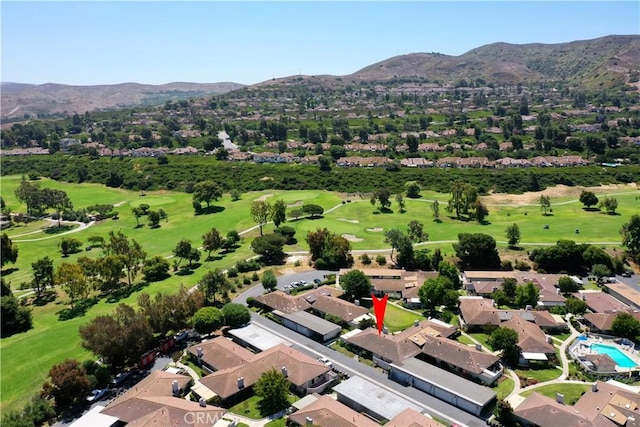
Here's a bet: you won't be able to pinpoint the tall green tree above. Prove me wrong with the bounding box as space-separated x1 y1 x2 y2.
54 263 88 308
138 286 203 334
172 239 192 270
405 181 421 198
407 220 428 243
579 190 599 209
222 303 251 328
202 228 223 259
340 269 371 301
621 214 640 262
599 196 618 214
418 276 453 311
198 269 230 303
192 180 223 208
431 200 440 222
1 233 19 267
251 233 286 263
370 188 391 211
505 223 521 248
514 282 540 308
539 194 551 215
261 269 278 292
42 188 73 226
271 199 287 228
105 231 146 285
255 369 290 417
396 193 405 213
251 200 271 236
192 306 224 335
453 233 501 270
488 327 520 365
611 312 640 339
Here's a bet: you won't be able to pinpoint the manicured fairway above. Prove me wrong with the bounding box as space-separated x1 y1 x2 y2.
0 175 636 413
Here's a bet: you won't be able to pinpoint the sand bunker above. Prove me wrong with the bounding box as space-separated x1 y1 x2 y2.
366 228 384 232
287 201 304 208
338 218 360 223
342 234 363 242
255 194 273 202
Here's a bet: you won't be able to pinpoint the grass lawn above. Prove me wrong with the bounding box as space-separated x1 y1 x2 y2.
520 383 591 404
181 359 208 378
374 303 424 333
456 334 476 346
515 367 563 383
264 419 286 427
495 376 515 400
229 394 299 419
549 331 572 342
469 333 491 349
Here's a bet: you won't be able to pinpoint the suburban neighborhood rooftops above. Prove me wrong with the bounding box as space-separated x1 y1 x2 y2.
391 357 497 407
333 376 424 421
385 408 442 427
574 291 630 313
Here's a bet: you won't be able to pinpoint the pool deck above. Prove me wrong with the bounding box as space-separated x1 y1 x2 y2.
571 336 640 372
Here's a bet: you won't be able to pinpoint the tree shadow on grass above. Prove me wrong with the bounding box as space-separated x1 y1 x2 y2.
57 296 99 321
104 282 149 303
176 268 195 276
0 267 19 276
205 255 224 262
194 206 226 216
43 224 73 234
582 207 600 212
478 219 492 226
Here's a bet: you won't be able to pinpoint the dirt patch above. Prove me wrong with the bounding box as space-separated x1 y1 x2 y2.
484 183 638 205
287 201 304 208
366 227 384 232
255 194 273 202
113 201 127 207
342 233 363 242
259 176 273 181
337 218 360 224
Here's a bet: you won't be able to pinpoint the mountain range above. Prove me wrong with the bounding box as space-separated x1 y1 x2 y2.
2 35 638 119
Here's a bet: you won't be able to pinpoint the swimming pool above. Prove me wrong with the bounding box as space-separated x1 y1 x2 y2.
590 343 638 368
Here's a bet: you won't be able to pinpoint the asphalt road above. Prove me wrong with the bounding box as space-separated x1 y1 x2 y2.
614 274 639 291
233 270 333 305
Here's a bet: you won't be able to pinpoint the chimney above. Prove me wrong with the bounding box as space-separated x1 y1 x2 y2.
556 288 560 295
172 380 179 394
414 320 419 327
305 417 313 427
281 366 288 377
582 294 586 301
383 326 389 335
237 377 244 389
197 347 203 357
525 305 532 311
592 383 598 392
546 335 553 344
475 343 482 351
355 299 360 306
556 393 564 404
198 397 206 407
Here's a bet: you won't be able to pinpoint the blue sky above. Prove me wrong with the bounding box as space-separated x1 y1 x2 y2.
2 1 639 86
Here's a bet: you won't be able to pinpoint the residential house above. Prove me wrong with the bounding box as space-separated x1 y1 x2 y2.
458 297 566 332
304 293 370 327
583 310 640 334
187 336 254 374
338 268 437 299
400 157 434 168
501 313 556 363
253 290 312 314
583 354 619 373
287 394 379 427
100 370 226 426
514 381 640 427
417 335 503 385
253 152 296 163
196 344 332 404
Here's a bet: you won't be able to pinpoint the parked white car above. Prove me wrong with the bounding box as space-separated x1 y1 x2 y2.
86 388 107 402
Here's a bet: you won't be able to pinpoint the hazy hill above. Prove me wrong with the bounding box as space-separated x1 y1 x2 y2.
0 81 244 119
351 35 640 88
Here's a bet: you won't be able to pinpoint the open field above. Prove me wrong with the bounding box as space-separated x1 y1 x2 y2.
0 176 637 412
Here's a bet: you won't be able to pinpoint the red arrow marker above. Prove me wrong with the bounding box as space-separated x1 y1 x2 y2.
371 293 389 336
